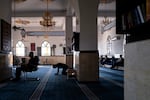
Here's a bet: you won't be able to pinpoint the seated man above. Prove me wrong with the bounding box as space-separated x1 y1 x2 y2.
100 55 105 66
53 63 69 75
115 55 124 67
110 56 117 69
13 55 20 66
102 55 112 65
14 52 39 81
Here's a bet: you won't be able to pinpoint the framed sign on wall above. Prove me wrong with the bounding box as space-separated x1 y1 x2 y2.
31 43 35 51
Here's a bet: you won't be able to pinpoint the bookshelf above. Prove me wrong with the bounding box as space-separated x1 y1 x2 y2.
0 19 11 53
116 0 150 43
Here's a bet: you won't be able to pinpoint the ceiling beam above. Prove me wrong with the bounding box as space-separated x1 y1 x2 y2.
12 10 67 17
98 10 116 17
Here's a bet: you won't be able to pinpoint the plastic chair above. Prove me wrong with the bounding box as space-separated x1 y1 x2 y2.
23 66 40 81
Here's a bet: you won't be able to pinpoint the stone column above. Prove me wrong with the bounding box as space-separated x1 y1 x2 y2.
65 15 73 68
73 0 99 82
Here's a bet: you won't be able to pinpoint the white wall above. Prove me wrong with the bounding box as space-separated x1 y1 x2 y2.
12 30 65 56
98 27 124 57
0 0 11 53
125 40 150 100
12 17 125 57
97 17 124 57
0 0 11 23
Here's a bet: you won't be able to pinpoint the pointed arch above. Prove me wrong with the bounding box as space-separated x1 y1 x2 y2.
107 35 112 55
16 41 25 56
41 41 51 56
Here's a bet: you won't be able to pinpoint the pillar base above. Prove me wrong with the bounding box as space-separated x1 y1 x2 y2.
66 54 73 68
74 51 99 82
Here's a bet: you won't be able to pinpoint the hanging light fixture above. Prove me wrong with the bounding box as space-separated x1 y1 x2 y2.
13 0 17 31
102 16 111 26
13 0 26 31
40 0 55 27
13 0 27 39
15 19 30 25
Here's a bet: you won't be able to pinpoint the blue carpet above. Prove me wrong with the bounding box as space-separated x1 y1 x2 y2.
100 67 124 84
100 67 124 76
83 67 124 100
40 67 88 100
0 66 50 100
0 66 124 100
82 67 124 100
85 78 124 100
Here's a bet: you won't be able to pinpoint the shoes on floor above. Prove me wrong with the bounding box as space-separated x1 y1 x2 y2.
55 73 58 75
11 78 20 81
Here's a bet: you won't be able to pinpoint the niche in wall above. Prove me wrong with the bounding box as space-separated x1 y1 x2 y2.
72 32 80 51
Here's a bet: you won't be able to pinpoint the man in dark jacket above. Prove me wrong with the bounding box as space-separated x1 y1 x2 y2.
53 63 69 75
14 52 39 81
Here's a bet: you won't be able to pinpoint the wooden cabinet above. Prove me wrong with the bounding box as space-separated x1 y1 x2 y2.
0 53 12 82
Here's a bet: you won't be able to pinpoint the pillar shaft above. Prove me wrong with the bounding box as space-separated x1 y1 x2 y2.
74 0 99 82
65 16 73 68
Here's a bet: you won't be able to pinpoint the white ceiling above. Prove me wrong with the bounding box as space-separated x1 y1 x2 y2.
12 0 116 36
12 0 116 17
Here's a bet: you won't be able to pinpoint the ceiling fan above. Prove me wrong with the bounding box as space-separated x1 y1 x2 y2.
12 25 28 40
13 0 30 31
12 25 25 31
13 19 30 31
15 19 30 25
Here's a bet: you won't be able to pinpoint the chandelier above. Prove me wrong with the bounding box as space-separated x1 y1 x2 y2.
102 16 111 25
40 0 55 27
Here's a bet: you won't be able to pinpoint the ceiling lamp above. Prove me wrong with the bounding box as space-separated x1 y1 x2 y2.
40 11 55 27
13 0 27 40
40 0 55 27
102 16 111 25
15 19 30 25
13 0 26 31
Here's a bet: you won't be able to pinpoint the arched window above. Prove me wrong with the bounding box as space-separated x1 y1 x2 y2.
16 41 25 56
107 35 112 55
41 41 50 56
